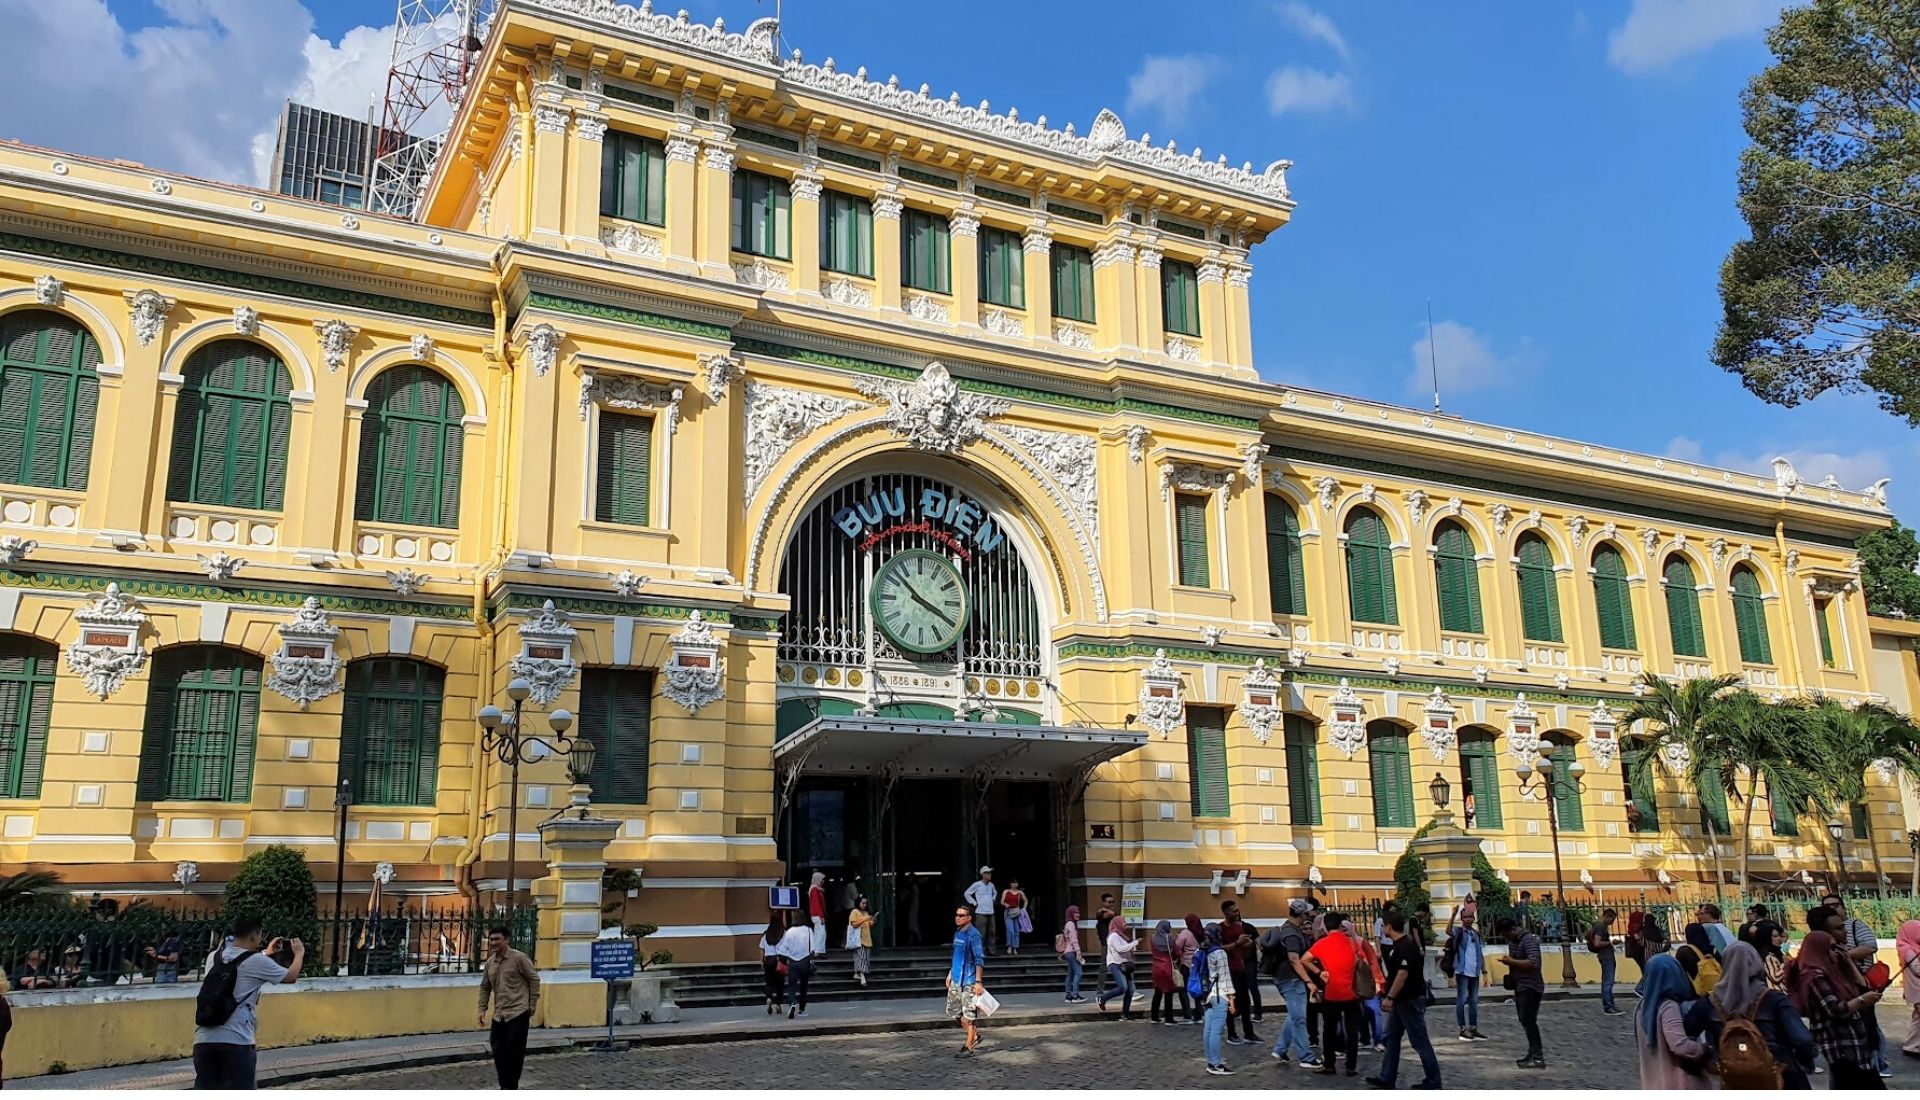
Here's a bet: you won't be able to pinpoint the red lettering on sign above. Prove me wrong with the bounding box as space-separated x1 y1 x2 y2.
857 522 973 561
527 645 564 660
83 631 130 648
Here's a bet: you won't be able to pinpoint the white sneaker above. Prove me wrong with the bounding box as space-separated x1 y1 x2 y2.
1206 1064 1235 1076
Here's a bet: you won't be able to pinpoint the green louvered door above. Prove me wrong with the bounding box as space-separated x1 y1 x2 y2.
579 668 652 805
1698 779 1731 835
1624 743 1659 831
137 647 260 803
594 411 652 526
1730 567 1773 664
1284 715 1321 825
1346 511 1398 625
166 341 293 510
1188 706 1230 817
1265 493 1307 616
1664 558 1707 657
1459 735 1503 829
1516 535 1564 642
1176 493 1211 587
1369 724 1415 828
339 658 443 805
1593 546 1637 650
0 637 54 799
1434 522 1484 633
356 366 466 529
0 311 101 490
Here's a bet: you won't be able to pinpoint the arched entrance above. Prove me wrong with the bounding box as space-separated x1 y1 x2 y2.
770 458 1138 948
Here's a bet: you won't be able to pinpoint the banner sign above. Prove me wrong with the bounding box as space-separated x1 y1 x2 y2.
1121 882 1147 924
590 939 636 980
833 483 1006 556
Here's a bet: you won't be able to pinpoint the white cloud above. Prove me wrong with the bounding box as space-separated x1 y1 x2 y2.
1265 66 1354 116
1408 320 1535 397
0 0 401 190
1276 2 1350 61
1607 0 1781 74
1665 436 1893 492
1124 54 1220 128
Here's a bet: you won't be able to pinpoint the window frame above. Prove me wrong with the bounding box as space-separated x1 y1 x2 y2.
338 657 444 806
1174 492 1212 588
1368 723 1416 829
978 226 1026 309
136 645 261 803
1187 705 1231 818
1050 242 1096 323
901 208 952 294
1344 509 1399 626
1458 733 1504 830
0 636 54 800
593 409 654 527
0 310 102 492
1592 545 1638 650
599 130 667 226
819 189 874 278
731 169 792 260
166 340 295 513
1729 566 1774 665
354 365 467 530
1434 521 1485 634
1542 734 1584 831
1161 258 1201 336
1265 492 1307 617
579 667 654 805
1663 556 1708 658
1284 714 1322 826
1515 533 1565 643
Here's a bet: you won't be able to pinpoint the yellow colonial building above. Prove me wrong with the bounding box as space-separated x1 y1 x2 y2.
0 0 1905 960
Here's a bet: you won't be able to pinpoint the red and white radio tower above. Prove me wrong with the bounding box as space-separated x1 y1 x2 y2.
368 0 495 218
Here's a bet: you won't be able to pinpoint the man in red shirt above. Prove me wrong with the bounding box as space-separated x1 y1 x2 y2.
1305 910 1366 1077
1218 901 1261 1045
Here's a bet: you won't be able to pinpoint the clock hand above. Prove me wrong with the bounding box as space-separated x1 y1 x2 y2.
904 583 956 629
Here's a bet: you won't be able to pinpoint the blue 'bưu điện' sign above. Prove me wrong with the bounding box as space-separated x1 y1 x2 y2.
832 483 1006 557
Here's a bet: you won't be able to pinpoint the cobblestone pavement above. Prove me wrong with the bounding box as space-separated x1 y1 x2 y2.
295 998 1917 1090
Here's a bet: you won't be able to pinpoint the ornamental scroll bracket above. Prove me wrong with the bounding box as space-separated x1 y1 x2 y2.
1421 685 1457 762
267 597 342 708
578 368 685 433
1587 701 1619 771
1326 678 1365 758
663 610 725 714
1240 658 1282 744
1506 693 1540 765
509 600 579 706
1138 649 1185 739
65 584 148 699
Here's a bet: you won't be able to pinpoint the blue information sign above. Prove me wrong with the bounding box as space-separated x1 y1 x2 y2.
770 885 800 910
590 939 636 980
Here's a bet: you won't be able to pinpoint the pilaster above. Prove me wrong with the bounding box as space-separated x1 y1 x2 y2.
1226 264 1254 367
567 113 608 248
697 140 735 272
1091 241 1139 351
664 135 701 261
872 192 904 311
1197 256 1229 364
1136 244 1166 358
790 169 824 295
1022 223 1054 341
529 105 571 244
96 290 174 542
949 205 981 328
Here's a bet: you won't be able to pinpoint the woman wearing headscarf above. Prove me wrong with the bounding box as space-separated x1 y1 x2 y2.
1199 922 1236 1076
1743 920 1789 993
1635 953 1711 1089
760 914 788 1013
1098 914 1140 1019
807 870 828 957
1175 913 1204 1023
1149 919 1180 1024
1897 919 1920 1056
1060 904 1085 1004
1789 929 1885 1088
1684 940 1816 1088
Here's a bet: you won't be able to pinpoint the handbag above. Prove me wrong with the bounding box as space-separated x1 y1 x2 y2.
845 922 864 950
1054 932 1072 955
1866 960 1893 992
1015 909 1033 935
973 988 1001 1017
776 959 789 978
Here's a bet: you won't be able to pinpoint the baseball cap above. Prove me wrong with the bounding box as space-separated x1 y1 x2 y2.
1289 899 1313 916
979 865 993 874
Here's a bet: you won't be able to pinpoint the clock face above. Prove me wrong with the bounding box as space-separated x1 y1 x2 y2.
871 549 970 655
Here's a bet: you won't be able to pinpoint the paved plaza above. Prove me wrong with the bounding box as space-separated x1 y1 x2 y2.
295 998 1917 1090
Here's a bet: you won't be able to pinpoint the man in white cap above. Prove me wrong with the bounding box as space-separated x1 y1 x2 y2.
963 867 998 952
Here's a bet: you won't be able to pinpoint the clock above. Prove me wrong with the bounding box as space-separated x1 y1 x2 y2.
870 549 970 655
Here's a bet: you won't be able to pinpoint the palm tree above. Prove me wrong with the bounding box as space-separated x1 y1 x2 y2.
1800 697 1920 894
1719 692 1822 891
0 870 63 910
1621 673 1742 891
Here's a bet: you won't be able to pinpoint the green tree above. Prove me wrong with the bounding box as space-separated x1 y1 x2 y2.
1620 673 1743 889
221 844 319 947
1858 523 1920 619
0 870 63 911
1720 692 1822 889
1714 0 1920 423
1801 697 1920 891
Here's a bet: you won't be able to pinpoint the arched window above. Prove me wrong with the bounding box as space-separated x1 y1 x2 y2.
1663 556 1707 658
1457 729 1503 829
1265 492 1307 616
1730 565 1773 665
1622 737 1658 832
1345 509 1398 626
355 366 465 529
1592 544 1637 650
1516 533 1564 642
1368 721 1415 828
1541 732 1584 831
1433 521 1484 633
339 657 444 805
137 646 261 802
166 340 294 511
0 635 55 799
0 309 101 490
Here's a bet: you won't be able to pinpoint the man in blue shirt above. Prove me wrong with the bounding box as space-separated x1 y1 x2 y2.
1442 908 1485 1041
946 903 987 1053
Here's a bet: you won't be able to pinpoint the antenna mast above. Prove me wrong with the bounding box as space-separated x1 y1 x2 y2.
369 0 495 219
1427 299 1442 413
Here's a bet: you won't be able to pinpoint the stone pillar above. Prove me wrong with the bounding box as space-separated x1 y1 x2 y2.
533 801 618 971
1411 808 1485 925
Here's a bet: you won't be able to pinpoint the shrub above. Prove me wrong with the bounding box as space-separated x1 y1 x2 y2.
1392 819 1513 931
221 845 319 946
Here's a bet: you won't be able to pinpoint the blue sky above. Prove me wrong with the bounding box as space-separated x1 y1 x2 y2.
10 0 1915 523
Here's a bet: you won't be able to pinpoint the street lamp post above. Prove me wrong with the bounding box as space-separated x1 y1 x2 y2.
1827 815 1849 896
331 776 351 972
477 677 588 908
1515 746 1584 989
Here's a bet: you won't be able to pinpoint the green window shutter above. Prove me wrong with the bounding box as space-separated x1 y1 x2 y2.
1664 557 1707 657
142 647 262 802
1161 259 1201 336
1265 493 1307 616
343 658 444 806
1051 244 1095 322
594 411 653 526
0 311 102 491
1851 802 1870 840
167 341 294 511
1175 493 1211 588
979 227 1025 308
337 674 365 802
1543 736 1583 831
356 366 465 529
1768 783 1800 836
1730 568 1773 664
1459 736 1504 829
1698 779 1730 835
1369 725 1414 828
1623 744 1660 831
821 191 874 277
731 170 791 259
1284 715 1322 825
1187 706 1230 817
0 639 54 800
902 209 951 293
1593 546 1637 650
1516 535 1563 642
581 667 653 804
1435 523 1483 633
1346 510 1398 626
1816 598 1837 667
137 676 176 802
600 132 665 225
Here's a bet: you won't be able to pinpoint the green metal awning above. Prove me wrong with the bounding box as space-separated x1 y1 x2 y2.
773 715 1145 782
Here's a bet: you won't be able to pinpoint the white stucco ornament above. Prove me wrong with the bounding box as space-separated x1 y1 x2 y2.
65 584 148 699
1662 740 1693 775
197 551 246 582
1240 659 1282 744
372 861 397 885
1587 702 1619 771
609 570 648 598
268 597 343 708
386 568 429 596
703 354 741 398
1137 649 1185 738
33 275 62 306
314 319 358 372
521 322 566 377
231 305 259 337
1327 678 1366 758
173 861 200 889
510 600 580 706
1506 693 1540 765
1421 685 1457 762
741 381 865 500
123 289 176 347
0 536 35 568
663 610 726 714
858 362 1007 453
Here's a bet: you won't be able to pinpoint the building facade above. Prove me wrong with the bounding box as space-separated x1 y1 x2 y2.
0 0 1905 960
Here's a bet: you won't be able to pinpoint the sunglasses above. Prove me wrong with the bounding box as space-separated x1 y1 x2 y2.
955 912 971 919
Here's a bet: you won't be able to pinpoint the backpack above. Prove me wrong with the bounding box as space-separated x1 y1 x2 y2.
1188 946 1211 999
1054 931 1072 955
1587 926 1610 953
1259 929 1288 977
195 948 258 1028
1440 929 1461 978
1712 992 1783 1089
